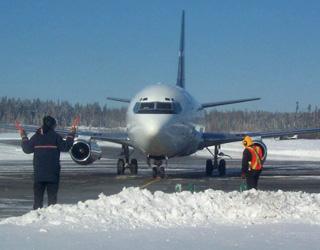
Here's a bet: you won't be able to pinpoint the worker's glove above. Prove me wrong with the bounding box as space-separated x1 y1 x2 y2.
70 126 77 135
15 121 26 138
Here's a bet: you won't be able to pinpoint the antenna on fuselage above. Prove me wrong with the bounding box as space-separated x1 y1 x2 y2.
176 10 185 89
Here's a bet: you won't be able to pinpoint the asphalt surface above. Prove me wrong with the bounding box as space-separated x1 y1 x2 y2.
0 158 320 219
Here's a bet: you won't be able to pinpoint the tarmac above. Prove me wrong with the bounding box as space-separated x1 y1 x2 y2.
0 157 320 219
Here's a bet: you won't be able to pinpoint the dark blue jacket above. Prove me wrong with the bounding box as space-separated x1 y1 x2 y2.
21 128 74 183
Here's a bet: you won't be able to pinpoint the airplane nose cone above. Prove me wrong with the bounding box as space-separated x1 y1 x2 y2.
133 116 173 156
144 120 162 138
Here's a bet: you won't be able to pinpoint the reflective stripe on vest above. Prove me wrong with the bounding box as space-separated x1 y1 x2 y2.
34 145 58 149
247 145 263 171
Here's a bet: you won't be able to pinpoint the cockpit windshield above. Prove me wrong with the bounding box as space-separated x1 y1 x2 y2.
133 101 182 114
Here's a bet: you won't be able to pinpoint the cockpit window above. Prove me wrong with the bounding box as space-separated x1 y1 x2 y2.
140 102 155 110
133 102 182 114
157 102 172 110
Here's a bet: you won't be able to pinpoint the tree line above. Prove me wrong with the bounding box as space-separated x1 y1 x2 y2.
205 109 319 132
0 97 319 137
0 97 126 128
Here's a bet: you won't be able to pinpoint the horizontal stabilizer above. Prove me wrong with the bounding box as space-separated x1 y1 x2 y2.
201 97 260 109
107 97 131 103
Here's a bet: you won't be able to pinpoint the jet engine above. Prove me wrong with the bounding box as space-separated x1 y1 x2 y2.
252 140 267 163
70 137 102 165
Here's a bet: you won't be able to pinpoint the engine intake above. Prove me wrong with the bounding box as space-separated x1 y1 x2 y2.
70 138 102 165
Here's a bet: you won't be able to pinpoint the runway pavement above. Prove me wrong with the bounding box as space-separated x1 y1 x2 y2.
0 158 320 219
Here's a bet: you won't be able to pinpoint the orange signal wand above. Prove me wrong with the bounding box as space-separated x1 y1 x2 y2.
15 121 23 131
71 116 80 128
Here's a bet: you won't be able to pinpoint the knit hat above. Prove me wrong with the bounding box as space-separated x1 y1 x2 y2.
42 115 56 133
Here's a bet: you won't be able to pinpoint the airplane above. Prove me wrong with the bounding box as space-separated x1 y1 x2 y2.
2 10 320 178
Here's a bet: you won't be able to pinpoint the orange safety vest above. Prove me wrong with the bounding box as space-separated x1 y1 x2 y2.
246 145 263 171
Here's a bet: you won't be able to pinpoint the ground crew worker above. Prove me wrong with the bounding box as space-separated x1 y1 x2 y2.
19 116 76 209
241 136 264 190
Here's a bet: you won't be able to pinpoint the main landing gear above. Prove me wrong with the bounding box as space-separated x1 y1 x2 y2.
117 145 138 175
205 145 228 177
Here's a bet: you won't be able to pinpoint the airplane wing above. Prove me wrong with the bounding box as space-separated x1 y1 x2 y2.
0 123 131 146
106 97 131 103
72 130 130 146
200 128 320 148
201 98 260 109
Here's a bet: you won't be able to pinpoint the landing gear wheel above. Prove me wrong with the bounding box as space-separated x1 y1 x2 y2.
152 167 158 178
218 159 226 176
117 159 125 175
130 159 138 175
159 166 165 179
206 159 213 176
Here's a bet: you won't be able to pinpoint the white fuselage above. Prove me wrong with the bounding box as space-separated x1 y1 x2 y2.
127 84 205 159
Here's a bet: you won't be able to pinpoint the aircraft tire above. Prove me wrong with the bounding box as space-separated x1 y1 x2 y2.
117 159 125 175
152 167 158 178
218 159 226 176
130 159 138 175
206 159 213 176
159 166 165 179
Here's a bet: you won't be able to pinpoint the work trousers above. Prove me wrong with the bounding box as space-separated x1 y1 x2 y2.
33 182 59 210
246 170 262 190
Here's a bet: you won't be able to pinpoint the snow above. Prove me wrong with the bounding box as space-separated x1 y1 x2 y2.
1 223 318 250
0 143 70 161
1 132 320 249
196 138 320 161
2 187 320 228
0 188 320 249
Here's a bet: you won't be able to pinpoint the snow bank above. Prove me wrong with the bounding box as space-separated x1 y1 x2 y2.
0 143 32 161
195 138 320 161
1 188 320 230
0 143 70 161
0 132 20 140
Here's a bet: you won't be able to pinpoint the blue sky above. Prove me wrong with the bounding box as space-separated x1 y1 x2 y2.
0 0 319 111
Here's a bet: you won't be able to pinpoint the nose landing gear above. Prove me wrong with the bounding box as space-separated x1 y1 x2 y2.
149 157 167 179
205 145 229 177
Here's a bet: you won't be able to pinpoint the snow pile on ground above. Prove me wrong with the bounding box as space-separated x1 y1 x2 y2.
265 139 320 161
0 143 70 161
0 132 70 161
1 187 320 230
196 138 320 161
0 132 21 140
0 143 33 161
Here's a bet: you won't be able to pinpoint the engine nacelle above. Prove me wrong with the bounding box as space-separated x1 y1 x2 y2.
252 140 268 163
70 138 102 165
